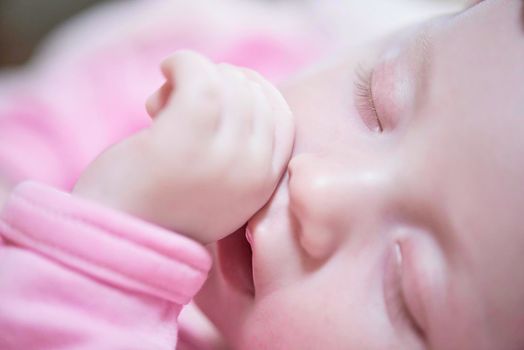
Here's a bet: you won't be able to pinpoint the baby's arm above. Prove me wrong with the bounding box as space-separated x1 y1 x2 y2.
0 51 293 349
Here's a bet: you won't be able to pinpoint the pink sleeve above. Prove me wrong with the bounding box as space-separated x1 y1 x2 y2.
0 181 211 349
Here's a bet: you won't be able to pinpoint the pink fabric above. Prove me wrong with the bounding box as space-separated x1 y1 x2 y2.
0 0 328 190
0 181 211 349
0 1 332 348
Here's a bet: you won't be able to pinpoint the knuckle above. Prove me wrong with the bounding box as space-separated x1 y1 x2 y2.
193 80 221 105
179 82 222 128
219 63 246 82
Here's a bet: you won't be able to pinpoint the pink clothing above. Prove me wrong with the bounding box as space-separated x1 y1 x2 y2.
0 181 211 349
0 0 328 190
0 1 333 348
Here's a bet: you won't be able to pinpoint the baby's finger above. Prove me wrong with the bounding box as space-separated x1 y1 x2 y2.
240 68 291 115
160 50 218 94
241 68 294 177
249 80 275 156
158 51 222 131
216 64 253 140
145 81 172 118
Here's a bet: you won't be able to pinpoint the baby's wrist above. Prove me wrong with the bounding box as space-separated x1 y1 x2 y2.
72 136 152 219
73 162 209 244
72 176 131 215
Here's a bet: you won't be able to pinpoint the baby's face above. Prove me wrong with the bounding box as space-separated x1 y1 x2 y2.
196 0 524 348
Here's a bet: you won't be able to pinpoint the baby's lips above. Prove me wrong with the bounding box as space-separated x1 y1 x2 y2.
145 81 173 118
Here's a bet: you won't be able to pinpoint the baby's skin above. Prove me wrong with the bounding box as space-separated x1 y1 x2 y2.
75 51 294 244
75 0 524 349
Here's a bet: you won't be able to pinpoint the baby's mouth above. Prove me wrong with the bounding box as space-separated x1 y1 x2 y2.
216 224 255 296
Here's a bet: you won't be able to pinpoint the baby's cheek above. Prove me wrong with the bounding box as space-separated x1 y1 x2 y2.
239 275 397 350
238 291 331 349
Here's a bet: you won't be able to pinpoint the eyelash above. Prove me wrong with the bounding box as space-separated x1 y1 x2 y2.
354 65 384 133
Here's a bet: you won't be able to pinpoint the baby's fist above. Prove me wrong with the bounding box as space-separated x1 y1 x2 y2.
74 51 294 244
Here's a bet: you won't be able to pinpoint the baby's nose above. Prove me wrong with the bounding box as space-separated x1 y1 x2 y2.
287 153 390 259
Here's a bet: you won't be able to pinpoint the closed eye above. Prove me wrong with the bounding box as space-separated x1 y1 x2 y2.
354 64 384 133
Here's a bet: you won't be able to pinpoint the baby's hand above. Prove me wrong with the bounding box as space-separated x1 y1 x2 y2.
74 51 294 244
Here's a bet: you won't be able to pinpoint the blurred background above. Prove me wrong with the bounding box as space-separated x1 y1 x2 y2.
0 0 462 68
0 0 106 67
0 0 463 193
